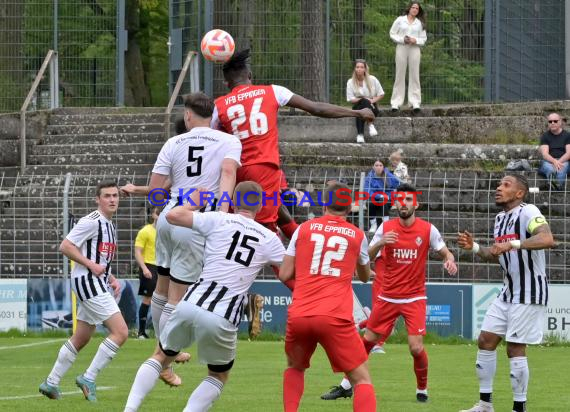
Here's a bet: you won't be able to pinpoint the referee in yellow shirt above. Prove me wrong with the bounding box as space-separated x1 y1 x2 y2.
135 207 160 339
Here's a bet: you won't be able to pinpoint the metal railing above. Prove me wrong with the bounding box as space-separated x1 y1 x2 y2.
164 51 199 139
20 49 59 174
0 170 567 284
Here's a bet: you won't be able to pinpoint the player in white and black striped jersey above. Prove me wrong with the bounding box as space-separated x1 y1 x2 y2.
124 181 285 412
39 182 128 403
458 174 555 412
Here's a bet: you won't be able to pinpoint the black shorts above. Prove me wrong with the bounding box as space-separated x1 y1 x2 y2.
138 264 158 297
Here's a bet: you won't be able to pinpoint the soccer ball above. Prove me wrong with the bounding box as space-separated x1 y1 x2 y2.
200 29 235 63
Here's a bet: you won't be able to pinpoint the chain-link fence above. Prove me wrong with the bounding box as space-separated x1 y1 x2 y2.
0 0 121 113
170 0 567 105
0 170 568 285
172 0 565 103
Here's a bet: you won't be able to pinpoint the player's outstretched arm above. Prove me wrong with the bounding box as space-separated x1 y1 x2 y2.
287 95 375 121
457 230 499 263
356 263 371 283
166 187 206 227
121 178 171 197
59 239 106 276
437 246 458 276
279 255 295 282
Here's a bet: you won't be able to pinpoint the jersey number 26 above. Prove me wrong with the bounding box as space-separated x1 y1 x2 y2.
227 97 268 139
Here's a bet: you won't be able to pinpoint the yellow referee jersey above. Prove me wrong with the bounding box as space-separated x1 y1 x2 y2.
135 224 156 265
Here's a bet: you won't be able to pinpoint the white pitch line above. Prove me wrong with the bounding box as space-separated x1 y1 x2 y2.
0 338 66 351
0 386 114 400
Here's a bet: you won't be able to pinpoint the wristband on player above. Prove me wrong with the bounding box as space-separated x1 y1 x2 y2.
510 240 521 249
471 242 480 254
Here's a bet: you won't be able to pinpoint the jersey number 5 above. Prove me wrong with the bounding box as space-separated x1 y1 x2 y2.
187 146 204 177
225 231 259 267
227 97 268 139
309 234 348 277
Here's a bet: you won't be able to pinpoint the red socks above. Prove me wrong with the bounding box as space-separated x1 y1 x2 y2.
353 383 376 412
413 349 429 390
280 220 299 240
283 368 304 412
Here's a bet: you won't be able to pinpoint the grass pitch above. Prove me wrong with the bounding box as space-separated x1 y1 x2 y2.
0 336 569 411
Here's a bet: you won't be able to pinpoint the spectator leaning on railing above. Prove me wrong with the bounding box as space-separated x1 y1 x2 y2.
538 112 570 190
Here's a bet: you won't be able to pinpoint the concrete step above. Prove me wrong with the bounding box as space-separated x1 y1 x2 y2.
25 164 154 176
48 113 167 125
29 152 158 166
42 132 165 145
51 107 170 115
376 100 570 118
0 262 132 277
280 142 540 168
32 143 164 156
46 123 164 135
278 115 543 144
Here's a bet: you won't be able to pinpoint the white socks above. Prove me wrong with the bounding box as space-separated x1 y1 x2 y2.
340 377 352 390
46 340 78 386
124 358 162 412
159 303 176 338
476 349 497 394
84 337 119 382
151 293 167 337
509 356 529 402
184 376 224 412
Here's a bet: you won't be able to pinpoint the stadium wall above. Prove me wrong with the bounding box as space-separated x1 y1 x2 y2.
3 279 569 341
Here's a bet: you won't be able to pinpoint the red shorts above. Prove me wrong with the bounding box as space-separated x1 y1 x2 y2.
285 316 368 373
236 164 281 226
367 298 427 337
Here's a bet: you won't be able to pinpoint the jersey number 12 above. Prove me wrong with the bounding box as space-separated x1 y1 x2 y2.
309 234 348 277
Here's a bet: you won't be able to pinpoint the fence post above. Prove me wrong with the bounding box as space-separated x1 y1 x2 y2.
49 52 59 109
358 172 365 231
325 0 330 102
62 172 72 297
116 0 127 106
203 0 213 97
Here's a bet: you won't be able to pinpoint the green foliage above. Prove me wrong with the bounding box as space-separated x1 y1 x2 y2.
328 0 485 105
138 0 169 106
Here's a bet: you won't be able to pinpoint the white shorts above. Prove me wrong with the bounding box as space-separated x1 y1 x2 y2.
481 298 545 344
76 292 121 326
155 200 205 284
160 300 237 366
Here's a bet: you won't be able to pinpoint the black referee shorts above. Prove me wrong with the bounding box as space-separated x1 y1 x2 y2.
138 263 158 297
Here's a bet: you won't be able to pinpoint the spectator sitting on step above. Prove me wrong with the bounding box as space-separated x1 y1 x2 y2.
389 150 411 183
364 159 400 233
538 112 570 190
346 59 384 144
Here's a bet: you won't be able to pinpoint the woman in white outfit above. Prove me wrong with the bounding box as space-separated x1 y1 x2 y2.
346 59 384 143
389 2 427 113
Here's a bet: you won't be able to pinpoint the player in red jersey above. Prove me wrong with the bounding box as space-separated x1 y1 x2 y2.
322 183 458 403
279 182 376 412
212 49 374 238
